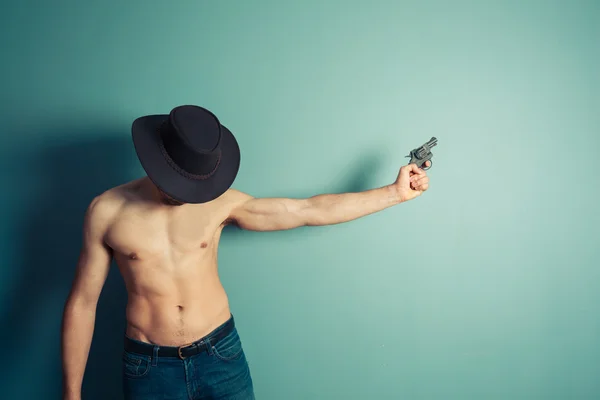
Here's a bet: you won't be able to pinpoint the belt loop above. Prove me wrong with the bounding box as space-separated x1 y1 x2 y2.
205 338 214 356
152 345 159 366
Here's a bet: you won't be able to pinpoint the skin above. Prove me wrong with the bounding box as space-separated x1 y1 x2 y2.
61 160 430 399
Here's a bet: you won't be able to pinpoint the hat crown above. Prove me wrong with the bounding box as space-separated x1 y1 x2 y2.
160 105 222 177
170 105 221 153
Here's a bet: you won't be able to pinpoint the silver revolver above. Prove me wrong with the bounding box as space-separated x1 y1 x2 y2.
406 137 437 170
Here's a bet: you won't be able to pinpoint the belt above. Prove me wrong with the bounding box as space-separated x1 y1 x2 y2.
124 315 235 360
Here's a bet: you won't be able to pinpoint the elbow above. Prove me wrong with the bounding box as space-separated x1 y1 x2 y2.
301 198 331 226
62 297 97 333
63 290 100 315
304 213 326 227
290 199 318 228
305 217 330 227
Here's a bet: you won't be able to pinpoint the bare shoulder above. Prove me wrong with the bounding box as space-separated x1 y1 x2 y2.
216 188 255 225
219 188 254 205
84 181 131 230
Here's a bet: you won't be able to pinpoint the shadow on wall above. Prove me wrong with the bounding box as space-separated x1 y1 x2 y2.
1 132 137 400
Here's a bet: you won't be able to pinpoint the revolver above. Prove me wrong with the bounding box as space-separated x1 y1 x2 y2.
405 137 437 170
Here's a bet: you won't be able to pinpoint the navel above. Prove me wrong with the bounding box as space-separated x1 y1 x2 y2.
177 305 184 311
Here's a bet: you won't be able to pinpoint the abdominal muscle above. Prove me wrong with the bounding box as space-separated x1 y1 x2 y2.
118 258 231 347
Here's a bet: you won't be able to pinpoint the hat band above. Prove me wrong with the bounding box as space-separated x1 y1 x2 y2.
157 126 221 180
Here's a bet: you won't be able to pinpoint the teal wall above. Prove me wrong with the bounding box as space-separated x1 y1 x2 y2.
1 1 599 399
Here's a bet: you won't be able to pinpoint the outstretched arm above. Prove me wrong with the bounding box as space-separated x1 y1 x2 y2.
227 162 430 231
61 196 114 400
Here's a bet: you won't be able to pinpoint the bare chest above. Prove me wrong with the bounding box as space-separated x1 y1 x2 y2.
105 206 223 262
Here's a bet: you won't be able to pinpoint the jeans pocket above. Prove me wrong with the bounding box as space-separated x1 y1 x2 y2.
212 330 244 362
122 351 151 379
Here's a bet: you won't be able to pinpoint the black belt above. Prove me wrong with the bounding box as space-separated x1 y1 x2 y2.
124 315 235 360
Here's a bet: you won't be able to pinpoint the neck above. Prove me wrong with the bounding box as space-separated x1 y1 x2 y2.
142 177 185 207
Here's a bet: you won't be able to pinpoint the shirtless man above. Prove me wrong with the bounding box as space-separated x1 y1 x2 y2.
60 105 431 400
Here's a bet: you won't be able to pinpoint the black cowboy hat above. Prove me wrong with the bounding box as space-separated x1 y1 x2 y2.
132 105 240 204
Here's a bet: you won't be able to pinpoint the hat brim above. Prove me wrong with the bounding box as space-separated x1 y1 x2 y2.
132 114 240 204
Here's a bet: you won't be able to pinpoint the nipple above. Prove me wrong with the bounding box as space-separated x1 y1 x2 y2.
200 242 208 249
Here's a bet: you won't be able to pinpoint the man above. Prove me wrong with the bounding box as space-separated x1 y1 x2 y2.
61 105 431 400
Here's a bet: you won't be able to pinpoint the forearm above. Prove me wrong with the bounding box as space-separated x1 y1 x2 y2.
305 184 402 226
61 298 97 398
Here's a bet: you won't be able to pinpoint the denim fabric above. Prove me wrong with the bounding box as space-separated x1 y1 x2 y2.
122 316 254 400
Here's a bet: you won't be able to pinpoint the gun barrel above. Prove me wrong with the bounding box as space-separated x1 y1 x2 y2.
427 137 438 147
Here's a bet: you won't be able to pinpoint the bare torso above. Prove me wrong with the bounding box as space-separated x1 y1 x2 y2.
102 177 235 346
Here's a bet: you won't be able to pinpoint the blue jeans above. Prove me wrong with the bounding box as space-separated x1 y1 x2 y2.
122 314 255 399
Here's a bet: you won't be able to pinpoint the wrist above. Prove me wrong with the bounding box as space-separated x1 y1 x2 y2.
387 184 404 205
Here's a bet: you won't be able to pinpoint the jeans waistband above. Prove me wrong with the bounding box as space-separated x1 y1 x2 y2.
124 314 235 360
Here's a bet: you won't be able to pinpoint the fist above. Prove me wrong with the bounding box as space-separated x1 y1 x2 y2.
394 161 430 202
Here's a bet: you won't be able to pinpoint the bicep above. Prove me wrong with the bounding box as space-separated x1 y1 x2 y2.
227 191 309 231
67 198 113 306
